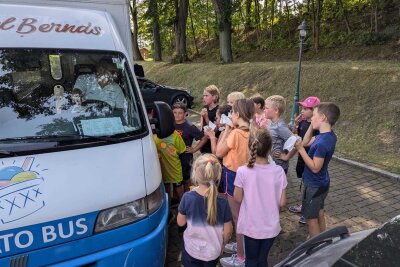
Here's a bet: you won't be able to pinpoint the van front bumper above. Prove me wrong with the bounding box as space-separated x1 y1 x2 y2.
2 196 168 267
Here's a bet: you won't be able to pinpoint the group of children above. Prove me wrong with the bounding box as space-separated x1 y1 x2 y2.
153 84 341 267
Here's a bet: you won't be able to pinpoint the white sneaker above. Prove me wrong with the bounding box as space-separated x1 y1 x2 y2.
220 254 245 267
223 242 237 253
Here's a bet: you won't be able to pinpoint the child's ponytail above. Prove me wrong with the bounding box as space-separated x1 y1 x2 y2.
204 160 219 226
247 128 273 167
191 154 222 226
247 139 258 168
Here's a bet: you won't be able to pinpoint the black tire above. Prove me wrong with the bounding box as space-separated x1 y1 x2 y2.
173 95 190 108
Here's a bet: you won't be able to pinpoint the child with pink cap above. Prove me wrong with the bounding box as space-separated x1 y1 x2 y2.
289 96 320 224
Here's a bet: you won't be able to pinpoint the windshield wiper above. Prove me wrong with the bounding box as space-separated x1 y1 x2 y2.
75 134 121 143
0 134 121 143
0 150 18 156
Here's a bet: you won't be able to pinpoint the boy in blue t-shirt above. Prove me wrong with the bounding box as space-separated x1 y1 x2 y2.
294 102 340 238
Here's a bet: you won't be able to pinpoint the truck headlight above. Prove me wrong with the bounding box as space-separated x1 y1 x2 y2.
94 184 164 233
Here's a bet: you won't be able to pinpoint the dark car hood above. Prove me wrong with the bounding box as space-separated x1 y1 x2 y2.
334 215 400 266
274 215 400 267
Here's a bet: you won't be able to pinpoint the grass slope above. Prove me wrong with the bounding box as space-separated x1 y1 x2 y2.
142 61 400 174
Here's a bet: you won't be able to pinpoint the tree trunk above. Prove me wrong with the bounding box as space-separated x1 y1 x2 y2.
211 0 233 63
188 1 199 55
219 21 233 63
270 0 276 40
129 0 144 61
245 0 252 32
254 0 261 38
206 0 210 39
311 0 316 50
174 0 189 63
284 0 291 41
263 0 268 30
314 0 323 51
374 4 378 32
149 0 162 61
337 0 351 33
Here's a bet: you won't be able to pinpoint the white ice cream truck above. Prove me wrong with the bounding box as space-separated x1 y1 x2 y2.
0 0 174 266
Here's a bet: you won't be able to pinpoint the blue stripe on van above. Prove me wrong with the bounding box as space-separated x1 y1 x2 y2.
1 194 167 266
0 212 97 258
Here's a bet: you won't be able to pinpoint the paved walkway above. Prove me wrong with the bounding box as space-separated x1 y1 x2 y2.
165 112 400 266
166 161 400 266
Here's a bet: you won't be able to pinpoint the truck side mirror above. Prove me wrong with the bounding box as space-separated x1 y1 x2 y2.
150 101 174 138
134 64 145 77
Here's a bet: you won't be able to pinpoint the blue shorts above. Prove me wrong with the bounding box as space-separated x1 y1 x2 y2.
220 167 236 197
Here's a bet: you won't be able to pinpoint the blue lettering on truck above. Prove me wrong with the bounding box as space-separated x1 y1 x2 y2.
0 212 96 258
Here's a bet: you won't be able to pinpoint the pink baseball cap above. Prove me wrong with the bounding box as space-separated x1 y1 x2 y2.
297 96 320 108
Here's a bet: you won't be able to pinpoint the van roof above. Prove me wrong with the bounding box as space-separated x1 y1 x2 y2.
0 3 126 55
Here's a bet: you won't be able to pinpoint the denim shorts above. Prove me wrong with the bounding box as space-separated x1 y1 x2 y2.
220 167 236 197
302 185 329 219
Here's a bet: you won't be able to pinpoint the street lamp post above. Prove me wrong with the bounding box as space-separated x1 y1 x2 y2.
290 21 309 126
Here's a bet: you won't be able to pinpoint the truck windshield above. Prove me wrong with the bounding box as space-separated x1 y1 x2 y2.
0 49 145 150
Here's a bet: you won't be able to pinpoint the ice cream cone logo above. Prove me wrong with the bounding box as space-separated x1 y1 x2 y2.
0 157 46 224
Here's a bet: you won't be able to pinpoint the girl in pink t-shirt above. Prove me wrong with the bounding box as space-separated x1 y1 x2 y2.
234 128 287 267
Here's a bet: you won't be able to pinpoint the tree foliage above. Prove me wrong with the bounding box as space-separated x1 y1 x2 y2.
134 0 400 62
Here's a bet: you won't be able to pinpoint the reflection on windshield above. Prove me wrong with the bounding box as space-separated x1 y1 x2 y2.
0 49 143 145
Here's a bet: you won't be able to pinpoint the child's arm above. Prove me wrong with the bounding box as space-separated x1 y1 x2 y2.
279 189 287 208
215 125 232 158
292 114 302 134
295 139 325 173
210 136 218 155
200 108 209 124
233 186 243 204
204 127 218 154
302 122 315 147
222 221 233 254
275 125 297 161
186 135 208 154
177 212 186 227
276 149 297 161
176 133 187 155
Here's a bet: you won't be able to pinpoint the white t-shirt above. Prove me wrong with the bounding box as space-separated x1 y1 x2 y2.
74 74 125 109
235 163 287 239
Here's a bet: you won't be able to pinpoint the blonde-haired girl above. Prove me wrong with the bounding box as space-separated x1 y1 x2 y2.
226 91 245 106
177 154 233 266
234 128 287 266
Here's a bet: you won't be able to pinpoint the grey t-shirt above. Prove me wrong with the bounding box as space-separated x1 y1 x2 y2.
268 119 293 170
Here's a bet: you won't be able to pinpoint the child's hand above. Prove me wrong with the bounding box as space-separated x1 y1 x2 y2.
294 113 302 125
274 151 289 161
200 108 208 119
294 138 303 150
186 146 195 153
204 127 216 139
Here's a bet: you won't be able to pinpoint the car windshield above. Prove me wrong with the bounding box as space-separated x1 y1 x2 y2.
334 215 400 266
0 49 145 151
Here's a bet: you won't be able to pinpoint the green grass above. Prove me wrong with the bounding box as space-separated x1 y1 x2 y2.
141 61 400 174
